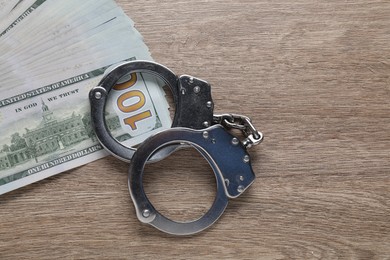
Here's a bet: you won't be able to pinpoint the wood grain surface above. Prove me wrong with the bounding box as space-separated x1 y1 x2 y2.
1 1 389 259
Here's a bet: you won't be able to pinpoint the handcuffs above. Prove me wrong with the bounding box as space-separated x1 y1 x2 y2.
89 60 263 235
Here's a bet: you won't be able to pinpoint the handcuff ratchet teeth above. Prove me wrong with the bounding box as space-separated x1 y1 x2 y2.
89 60 263 235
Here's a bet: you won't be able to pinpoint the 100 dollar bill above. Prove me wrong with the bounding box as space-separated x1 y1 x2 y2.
0 58 171 195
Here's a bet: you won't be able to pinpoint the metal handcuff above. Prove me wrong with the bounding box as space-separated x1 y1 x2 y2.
89 60 263 235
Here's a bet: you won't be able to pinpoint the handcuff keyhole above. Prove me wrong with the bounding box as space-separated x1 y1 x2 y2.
142 147 216 222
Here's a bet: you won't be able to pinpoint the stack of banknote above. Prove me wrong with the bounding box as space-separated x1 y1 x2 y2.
0 0 171 194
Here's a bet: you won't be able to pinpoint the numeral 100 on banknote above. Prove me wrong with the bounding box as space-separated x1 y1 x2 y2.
108 73 163 138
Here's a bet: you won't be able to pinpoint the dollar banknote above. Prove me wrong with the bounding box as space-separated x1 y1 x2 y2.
0 0 171 195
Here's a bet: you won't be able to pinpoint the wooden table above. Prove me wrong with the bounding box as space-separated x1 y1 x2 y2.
1 1 389 259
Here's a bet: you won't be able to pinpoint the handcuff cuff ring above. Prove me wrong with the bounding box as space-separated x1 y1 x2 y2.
89 60 179 162
129 125 256 236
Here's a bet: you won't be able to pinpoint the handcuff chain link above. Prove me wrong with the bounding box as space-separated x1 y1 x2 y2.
213 113 264 148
